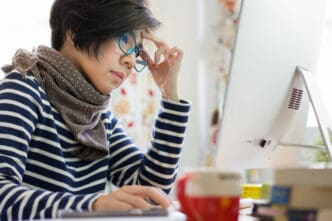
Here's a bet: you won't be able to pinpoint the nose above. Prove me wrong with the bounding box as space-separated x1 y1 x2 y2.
120 52 136 70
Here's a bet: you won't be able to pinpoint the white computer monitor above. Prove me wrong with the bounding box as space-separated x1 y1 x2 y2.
215 0 328 170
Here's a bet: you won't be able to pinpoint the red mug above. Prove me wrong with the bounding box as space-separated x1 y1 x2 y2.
176 169 241 221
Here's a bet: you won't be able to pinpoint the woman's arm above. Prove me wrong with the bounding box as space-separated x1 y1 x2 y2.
107 99 190 193
0 73 101 220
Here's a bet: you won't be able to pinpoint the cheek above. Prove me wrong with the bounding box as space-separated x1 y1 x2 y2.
99 50 122 67
100 43 121 59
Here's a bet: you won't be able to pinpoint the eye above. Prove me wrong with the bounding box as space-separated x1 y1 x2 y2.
120 34 128 44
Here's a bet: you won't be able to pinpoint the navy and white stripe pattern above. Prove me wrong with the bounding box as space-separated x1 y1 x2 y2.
0 72 190 220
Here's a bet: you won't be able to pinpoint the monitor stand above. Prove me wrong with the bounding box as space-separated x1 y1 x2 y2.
259 66 332 161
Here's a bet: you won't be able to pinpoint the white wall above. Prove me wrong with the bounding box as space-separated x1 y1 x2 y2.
0 1 53 64
309 0 332 126
149 0 202 170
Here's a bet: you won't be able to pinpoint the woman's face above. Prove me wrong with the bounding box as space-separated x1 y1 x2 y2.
67 30 144 95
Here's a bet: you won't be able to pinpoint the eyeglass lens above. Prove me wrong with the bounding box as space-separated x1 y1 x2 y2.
118 33 148 72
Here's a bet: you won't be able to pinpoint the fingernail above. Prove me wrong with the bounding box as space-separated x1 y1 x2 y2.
167 204 177 212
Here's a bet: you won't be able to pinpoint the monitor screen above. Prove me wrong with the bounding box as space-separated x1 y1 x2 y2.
215 0 327 170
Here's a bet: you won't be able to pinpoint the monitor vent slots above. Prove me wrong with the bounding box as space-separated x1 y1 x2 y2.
288 88 303 110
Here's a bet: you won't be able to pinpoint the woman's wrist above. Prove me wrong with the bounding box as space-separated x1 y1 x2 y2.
91 194 107 211
162 93 179 102
161 86 179 102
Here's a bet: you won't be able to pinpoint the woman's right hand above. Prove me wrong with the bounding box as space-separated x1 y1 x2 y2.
92 185 173 211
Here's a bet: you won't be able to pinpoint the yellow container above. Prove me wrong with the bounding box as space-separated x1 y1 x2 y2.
241 183 270 199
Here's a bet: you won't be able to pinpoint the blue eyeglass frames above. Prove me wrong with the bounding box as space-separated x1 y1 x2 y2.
117 32 148 72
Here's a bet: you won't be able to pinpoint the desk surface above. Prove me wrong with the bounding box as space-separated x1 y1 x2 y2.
50 204 257 221
47 213 259 221
50 211 185 221
51 200 257 221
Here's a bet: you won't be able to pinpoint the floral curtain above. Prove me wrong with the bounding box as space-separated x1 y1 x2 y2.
110 0 160 151
204 0 242 166
110 48 160 151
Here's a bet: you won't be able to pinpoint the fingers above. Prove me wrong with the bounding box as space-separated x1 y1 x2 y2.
146 46 183 67
92 194 133 211
142 30 168 48
141 30 171 64
117 191 157 210
154 46 171 64
93 185 173 211
107 200 133 210
122 185 172 209
142 30 184 67
168 47 184 62
141 46 168 66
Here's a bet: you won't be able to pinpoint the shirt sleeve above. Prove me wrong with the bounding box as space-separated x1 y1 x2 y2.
108 98 191 193
0 73 100 221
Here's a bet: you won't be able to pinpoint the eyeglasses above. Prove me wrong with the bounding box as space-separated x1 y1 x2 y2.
117 32 148 72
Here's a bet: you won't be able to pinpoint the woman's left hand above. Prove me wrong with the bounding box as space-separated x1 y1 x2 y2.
142 31 183 102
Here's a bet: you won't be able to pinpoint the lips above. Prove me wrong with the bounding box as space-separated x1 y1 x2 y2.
111 71 125 82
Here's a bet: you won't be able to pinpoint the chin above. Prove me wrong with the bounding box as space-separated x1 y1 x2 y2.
107 84 121 94
100 81 122 94
96 86 112 95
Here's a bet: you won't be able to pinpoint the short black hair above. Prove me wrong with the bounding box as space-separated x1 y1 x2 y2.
50 0 160 57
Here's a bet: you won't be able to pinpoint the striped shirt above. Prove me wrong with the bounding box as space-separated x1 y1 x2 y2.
0 72 190 221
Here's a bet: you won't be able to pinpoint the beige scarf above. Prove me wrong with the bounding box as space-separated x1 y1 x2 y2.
2 46 110 161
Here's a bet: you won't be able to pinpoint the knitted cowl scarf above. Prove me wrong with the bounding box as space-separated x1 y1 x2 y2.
2 45 111 161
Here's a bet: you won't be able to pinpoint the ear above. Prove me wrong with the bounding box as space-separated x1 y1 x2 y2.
64 30 75 46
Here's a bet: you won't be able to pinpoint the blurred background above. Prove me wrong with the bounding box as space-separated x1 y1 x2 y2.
0 0 331 170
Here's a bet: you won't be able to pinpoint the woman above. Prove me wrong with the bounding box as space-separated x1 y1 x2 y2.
0 0 190 220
